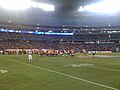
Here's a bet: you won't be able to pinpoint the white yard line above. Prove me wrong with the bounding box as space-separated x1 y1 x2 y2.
9 59 119 90
79 60 120 65
91 66 120 72
0 70 8 73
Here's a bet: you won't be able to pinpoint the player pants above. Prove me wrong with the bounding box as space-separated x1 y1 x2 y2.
28 55 32 60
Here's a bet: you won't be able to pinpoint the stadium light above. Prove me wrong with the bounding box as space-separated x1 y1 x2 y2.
8 20 12 23
0 0 32 10
37 3 55 11
0 0 55 11
79 0 120 14
31 2 55 11
78 6 85 11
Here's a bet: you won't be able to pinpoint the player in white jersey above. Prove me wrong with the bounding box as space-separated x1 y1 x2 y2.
82 49 87 55
28 50 32 62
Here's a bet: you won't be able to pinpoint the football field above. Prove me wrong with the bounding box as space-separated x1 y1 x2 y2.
0 53 120 90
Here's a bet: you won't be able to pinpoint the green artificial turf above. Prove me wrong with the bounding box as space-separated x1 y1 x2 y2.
0 53 120 90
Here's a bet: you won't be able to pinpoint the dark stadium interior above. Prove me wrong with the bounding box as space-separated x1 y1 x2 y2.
0 0 120 53
0 0 120 26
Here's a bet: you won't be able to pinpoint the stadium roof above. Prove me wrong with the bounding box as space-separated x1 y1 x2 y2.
0 0 101 13
33 0 99 11
0 0 120 27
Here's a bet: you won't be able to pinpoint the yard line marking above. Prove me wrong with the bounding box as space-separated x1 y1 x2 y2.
92 66 120 72
9 59 119 90
0 70 8 73
79 60 120 65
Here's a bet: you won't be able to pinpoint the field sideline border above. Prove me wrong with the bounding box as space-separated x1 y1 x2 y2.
8 59 119 90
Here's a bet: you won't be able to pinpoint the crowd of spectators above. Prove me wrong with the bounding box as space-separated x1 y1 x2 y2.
0 32 116 52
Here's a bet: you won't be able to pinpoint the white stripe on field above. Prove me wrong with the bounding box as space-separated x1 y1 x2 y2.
92 66 120 72
9 59 119 90
0 70 8 73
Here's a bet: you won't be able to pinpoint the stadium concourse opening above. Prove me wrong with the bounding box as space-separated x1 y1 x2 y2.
0 0 120 90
